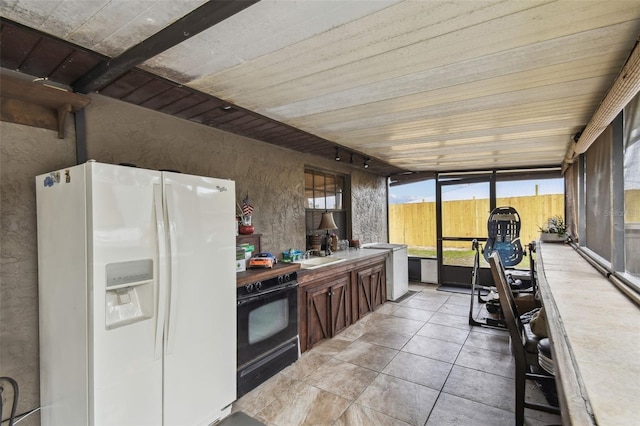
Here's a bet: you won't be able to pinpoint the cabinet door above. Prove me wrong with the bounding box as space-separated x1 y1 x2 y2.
306 285 331 349
356 267 374 318
330 276 351 336
370 263 386 310
305 275 351 350
355 262 386 318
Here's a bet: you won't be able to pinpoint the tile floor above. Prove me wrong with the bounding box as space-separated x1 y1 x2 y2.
233 282 561 426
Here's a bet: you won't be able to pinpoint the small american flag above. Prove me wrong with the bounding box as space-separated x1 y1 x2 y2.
241 195 254 216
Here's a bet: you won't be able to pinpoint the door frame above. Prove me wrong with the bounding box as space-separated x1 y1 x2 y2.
436 172 496 287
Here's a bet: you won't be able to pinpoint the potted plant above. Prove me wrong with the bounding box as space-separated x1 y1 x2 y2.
538 215 567 242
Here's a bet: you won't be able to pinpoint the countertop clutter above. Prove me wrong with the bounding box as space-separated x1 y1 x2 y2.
236 247 390 287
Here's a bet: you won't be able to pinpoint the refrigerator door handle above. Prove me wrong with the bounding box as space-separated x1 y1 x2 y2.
153 184 168 360
165 184 179 355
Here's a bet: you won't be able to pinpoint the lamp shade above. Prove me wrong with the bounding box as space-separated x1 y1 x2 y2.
317 211 338 230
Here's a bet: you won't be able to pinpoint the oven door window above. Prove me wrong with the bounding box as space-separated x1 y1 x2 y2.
249 298 289 344
237 285 298 367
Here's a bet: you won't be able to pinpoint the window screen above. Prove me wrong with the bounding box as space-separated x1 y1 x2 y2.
585 127 612 261
623 93 640 277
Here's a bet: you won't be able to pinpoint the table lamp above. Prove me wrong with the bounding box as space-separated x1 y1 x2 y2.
317 211 338 256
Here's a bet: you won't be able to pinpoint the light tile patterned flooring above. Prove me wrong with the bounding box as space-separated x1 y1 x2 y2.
233 283 561 426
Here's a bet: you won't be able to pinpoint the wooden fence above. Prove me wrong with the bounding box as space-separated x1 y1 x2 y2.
627 189 640 222
389 194 565 249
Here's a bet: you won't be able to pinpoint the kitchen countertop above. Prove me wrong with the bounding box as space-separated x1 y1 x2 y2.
236 248 389 287
361 243 408 250
296 248 389 284
323 247 390 262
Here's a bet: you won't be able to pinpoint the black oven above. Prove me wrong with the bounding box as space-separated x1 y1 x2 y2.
237 271 299 397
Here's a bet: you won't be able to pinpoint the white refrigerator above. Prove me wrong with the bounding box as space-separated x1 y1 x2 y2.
36 161 236 426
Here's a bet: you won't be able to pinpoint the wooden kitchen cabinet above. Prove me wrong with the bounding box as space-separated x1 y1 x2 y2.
305 275 350 349
298 252 387 353
353 262 386 320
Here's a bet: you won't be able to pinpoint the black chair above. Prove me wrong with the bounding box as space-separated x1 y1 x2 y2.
468 208 534 329
488 252 560 426
483 206 524 267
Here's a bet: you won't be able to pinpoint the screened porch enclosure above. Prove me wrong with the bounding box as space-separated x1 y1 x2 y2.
389 90 639 299
389 171 565 287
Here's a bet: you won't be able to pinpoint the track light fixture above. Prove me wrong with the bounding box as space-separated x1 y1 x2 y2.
335 147 340 161
363 157 370 169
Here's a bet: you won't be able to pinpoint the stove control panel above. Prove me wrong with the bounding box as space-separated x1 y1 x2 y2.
237 271 298 298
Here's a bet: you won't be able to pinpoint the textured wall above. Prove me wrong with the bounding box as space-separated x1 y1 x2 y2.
351 170 389 243
0 92 386 424
84 94 388 252
0 121 77 425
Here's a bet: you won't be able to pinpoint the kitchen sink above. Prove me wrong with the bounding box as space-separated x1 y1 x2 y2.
295 257 347 270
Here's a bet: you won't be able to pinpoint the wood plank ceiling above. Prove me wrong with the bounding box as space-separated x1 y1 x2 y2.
2 0 640 177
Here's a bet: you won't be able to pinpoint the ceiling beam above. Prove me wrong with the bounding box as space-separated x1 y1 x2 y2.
72 0 259 94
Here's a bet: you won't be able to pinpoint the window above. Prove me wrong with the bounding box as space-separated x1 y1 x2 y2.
388 179 436 257
389 173 563 266
568 101 640 295
304 169 348 240
585 128 613 262
624 92 640 278
496 172 564 268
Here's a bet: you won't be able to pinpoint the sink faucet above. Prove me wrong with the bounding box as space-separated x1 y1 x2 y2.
304 250 314 259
